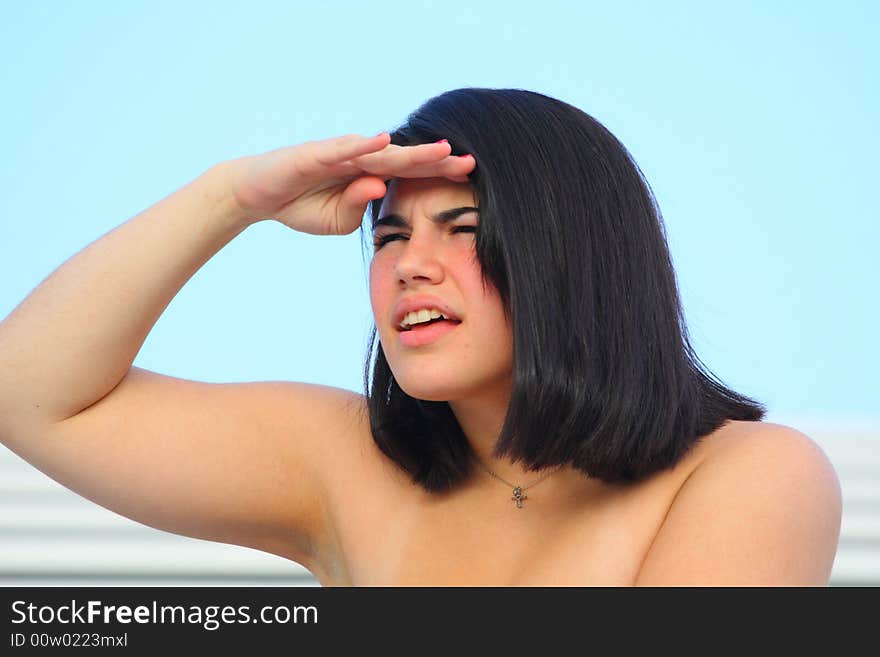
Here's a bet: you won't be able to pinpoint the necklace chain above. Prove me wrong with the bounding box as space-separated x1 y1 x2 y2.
471 456 563 509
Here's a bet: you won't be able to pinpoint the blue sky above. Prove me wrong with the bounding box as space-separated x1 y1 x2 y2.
1 1 877 426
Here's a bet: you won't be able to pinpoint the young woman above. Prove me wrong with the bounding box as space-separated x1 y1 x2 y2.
0 88 842 586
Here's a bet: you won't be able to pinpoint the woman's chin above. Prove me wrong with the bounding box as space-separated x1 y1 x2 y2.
394 377 463 403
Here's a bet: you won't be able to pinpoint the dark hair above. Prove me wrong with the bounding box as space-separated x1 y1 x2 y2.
359 87 765 493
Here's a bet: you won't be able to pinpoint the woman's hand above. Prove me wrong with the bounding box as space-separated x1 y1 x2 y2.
223 133 475 235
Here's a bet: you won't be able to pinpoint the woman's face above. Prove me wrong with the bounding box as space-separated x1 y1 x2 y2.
369 177 513 402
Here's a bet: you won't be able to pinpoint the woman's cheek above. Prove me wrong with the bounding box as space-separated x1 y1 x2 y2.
368 258 394 316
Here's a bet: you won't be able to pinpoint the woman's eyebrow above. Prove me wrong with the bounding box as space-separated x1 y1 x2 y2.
372 206 479 231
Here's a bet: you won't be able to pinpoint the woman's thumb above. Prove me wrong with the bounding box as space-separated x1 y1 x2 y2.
336 176 387 233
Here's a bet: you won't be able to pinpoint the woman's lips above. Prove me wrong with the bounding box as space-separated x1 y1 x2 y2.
398 319 461 347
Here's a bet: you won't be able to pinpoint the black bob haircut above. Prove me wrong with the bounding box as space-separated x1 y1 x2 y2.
359 87 765 493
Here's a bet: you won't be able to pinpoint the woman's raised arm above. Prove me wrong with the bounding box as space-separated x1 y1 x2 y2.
0 133 474 571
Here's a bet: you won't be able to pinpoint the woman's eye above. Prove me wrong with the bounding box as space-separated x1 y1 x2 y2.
372 234 403 249
372 226 476 250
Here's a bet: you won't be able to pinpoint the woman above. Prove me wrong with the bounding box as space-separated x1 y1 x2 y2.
0 87 841 585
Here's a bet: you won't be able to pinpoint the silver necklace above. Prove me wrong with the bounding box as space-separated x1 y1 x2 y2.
471 457 563 509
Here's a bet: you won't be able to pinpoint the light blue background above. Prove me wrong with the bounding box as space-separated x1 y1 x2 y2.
1 0 877 427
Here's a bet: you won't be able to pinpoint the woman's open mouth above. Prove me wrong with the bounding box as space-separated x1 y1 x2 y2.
398 318 461 347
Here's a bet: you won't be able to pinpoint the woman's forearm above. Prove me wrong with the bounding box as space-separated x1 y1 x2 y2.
0 161 254 430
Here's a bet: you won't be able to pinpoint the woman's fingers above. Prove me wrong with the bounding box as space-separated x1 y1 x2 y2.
401 154 476 179
352 145 476 180
299 135 475 184
388 155 476 181
317 132 392 166
289 133 390 179
351 141 449 169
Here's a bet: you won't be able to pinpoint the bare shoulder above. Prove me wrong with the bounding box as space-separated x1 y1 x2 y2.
689 420 838 469
635 421 843 586
696 420 840 488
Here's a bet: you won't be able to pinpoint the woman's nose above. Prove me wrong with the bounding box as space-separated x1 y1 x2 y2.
394 234 444 285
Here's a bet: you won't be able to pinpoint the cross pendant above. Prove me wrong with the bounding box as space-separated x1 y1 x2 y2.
511 486 527 509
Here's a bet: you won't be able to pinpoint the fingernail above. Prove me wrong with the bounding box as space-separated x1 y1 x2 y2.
457 154 472 158
435 139 448 144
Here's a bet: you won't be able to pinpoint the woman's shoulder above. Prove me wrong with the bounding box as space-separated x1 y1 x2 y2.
696 420 836 474
685 420 841 519
635 420 843 584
